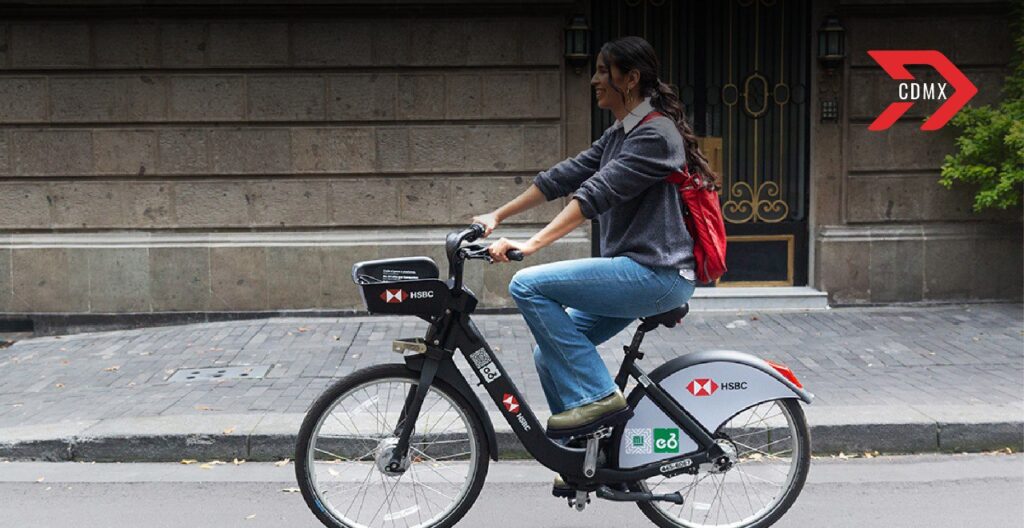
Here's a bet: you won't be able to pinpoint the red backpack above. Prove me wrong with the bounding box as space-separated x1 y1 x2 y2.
640 112 728 284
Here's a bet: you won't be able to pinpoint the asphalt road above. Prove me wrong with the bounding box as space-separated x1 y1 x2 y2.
1 454 1021 528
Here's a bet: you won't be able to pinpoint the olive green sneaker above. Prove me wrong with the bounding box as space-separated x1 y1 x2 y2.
546 389 631 438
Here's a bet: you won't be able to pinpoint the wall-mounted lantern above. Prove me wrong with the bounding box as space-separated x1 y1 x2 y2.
564 15 590 74
817 16 846 72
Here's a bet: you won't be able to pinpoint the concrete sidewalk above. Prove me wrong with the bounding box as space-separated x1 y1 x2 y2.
0 303 1021 462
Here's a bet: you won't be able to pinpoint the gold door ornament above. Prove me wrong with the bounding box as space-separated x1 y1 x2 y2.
722 180 790 223
719 0 793 224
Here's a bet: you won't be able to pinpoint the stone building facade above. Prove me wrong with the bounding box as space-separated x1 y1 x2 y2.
0 0 1019 326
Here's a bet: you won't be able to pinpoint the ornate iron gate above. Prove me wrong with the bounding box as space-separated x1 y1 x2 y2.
590 0 810 286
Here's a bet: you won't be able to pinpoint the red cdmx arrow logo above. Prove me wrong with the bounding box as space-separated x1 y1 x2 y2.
867 50 977 131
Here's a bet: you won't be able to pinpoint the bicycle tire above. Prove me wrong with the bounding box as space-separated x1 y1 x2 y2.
633 398 810 528
295 363 490 528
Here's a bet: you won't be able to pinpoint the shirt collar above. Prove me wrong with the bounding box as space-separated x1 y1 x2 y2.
614 97 655 134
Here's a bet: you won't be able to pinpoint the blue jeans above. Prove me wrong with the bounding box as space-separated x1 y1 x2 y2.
508 256 696 415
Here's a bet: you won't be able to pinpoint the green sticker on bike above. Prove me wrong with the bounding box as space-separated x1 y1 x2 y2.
653 427 680 453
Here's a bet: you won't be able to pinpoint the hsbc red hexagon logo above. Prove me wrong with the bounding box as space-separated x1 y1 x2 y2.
380 289 407 303
502 393 520 413
687 378 719 397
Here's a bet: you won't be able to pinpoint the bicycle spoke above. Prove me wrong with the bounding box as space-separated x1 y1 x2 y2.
644 400 805 528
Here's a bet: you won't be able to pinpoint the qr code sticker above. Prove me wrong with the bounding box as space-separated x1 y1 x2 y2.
624 428 652 455
469 349 491 369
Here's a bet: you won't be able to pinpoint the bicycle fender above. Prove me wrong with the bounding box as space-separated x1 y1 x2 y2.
404 354 500 461
618 350 813 469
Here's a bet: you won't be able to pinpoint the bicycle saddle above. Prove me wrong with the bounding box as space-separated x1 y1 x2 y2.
640 303 689 329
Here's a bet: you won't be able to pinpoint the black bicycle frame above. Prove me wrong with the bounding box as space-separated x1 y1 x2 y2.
394 308 725 485
387 225 725 484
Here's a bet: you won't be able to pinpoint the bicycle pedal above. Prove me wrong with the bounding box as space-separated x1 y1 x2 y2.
568 425 613 442
569 490 590 512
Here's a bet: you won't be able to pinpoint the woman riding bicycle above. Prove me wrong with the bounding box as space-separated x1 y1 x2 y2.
473 36 718 439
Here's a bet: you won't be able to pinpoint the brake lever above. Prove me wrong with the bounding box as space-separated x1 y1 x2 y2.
459 244 524 262
459 244 492 262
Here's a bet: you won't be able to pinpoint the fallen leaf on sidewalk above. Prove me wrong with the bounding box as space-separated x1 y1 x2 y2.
180 459 198 465
274 458 291 467
54 383 64 389
199 463 214 470
103 366 120 372
297 327 308 333
223 426 236 435
280 487 301 493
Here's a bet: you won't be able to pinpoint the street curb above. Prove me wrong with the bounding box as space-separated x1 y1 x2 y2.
2 421 1020 462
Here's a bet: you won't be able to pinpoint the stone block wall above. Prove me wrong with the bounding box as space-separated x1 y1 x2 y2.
0 2 592 315
810 0 1022 304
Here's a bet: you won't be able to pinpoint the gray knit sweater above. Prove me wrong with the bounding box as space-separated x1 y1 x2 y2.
533 109 696 278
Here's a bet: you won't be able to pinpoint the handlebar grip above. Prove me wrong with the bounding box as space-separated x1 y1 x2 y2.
507 249 525 261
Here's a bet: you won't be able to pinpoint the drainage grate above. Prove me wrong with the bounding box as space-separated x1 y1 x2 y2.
167 365 271 382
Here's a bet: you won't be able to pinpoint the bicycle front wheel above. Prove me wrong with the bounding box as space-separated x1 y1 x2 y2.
295 363 489 528
635 398 811 528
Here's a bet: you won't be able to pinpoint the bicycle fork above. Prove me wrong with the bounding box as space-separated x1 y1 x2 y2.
385 350 440 474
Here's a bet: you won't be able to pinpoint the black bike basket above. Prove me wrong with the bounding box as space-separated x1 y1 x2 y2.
352 257 450 316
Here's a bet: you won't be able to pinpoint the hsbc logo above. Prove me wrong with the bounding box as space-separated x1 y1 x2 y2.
501 393 531 431
380 289 407 303
687 379 748 396
502 393 520 413
687 378 718 397
379 289 434 303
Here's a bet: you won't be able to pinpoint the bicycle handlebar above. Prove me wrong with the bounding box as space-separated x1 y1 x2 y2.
446 224 525 294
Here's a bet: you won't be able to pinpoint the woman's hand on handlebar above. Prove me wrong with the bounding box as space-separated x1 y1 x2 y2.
487 238 535 263
470 212 501 238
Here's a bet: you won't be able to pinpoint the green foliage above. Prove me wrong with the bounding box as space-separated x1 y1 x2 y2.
938 22 1024 212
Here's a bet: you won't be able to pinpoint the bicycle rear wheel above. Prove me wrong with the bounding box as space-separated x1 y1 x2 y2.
295 363 489 528
634 398 810 528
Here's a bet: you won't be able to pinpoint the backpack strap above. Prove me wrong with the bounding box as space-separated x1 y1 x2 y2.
639 111 663 126
640 111 693 185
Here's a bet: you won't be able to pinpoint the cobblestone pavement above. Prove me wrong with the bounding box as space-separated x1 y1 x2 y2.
1 303 1020 431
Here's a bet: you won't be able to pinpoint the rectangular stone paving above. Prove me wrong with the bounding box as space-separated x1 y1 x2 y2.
0 304 1020 430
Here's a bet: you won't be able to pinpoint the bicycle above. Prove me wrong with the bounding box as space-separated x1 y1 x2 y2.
295 223 814 528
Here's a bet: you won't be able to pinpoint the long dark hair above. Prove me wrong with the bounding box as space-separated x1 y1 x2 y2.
599 36 719 189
